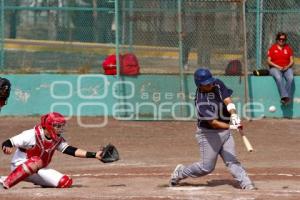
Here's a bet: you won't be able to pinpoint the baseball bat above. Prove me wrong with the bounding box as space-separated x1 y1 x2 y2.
238 130 254 152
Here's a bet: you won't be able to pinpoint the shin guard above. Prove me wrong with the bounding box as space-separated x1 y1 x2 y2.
3 156 43 189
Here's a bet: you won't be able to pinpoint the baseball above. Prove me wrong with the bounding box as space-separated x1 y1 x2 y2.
269 105 276 112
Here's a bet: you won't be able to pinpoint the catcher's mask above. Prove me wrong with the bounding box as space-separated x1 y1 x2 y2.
0 77 11 108
40 112 66 141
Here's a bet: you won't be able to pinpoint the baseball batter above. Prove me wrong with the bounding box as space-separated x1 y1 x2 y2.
0 77 11 111
169 68 256 190
1 112 103 189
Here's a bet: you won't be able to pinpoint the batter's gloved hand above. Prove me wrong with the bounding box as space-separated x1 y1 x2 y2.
229 124 243 130
229 124 238 130
230 114 241 126
100 144 120 163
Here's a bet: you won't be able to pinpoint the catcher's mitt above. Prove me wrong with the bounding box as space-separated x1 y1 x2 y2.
100 144 119 163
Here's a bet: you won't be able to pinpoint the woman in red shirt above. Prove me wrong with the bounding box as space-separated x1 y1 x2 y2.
267 32 294 105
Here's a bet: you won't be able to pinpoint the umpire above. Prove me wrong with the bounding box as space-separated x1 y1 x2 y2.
169 68 256 190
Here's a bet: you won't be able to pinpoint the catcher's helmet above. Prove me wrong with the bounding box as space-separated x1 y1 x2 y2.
0 77 11 107
40 112 66 141
194 68 216 87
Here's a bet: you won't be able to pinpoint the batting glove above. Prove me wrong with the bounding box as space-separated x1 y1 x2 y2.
229 124 243 130
229 124 239 130
230 114 241 126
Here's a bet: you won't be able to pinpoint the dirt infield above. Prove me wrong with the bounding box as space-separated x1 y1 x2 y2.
1 117 300 200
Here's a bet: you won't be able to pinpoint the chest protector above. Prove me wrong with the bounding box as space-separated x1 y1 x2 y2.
26 126 63 167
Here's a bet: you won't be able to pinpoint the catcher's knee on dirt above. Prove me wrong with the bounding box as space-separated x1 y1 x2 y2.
57 175 72 188
3 156 43 189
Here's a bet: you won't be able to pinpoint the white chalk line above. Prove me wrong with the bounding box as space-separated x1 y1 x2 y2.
76 196 198 200
75 190 300 200
96 163 168 167
71 172 300 177
167 187 206 191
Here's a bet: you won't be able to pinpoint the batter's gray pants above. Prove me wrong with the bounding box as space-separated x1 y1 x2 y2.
180 128 253 188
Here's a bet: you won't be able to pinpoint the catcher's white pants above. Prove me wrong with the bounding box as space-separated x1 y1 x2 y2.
11 163 65 187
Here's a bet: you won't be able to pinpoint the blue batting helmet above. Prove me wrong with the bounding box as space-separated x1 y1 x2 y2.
194 68 216 87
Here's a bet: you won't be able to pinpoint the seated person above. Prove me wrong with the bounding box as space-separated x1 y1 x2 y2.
267 32 294 105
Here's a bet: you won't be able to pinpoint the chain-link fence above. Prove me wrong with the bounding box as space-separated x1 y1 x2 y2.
0 0 245 75
2 0 116 73
0 0 299 74
118 0 244 75
246 0 300 73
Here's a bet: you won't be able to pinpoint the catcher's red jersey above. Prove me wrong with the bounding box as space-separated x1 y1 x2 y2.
26 126 64 167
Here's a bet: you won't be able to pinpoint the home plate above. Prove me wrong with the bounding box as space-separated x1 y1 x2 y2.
168 187 206 191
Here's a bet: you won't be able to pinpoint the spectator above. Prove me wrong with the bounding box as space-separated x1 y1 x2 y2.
267 32 294 105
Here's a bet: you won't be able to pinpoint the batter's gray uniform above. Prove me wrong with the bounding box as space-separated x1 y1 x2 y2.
170 70 255 189
182 127 252 188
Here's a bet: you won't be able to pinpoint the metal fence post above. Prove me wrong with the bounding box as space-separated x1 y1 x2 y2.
177 0 189 119
243 0 250 118
115 0 120 76
0 0 4 70
178 0 183 71
255 0 263 69
128 0 133 52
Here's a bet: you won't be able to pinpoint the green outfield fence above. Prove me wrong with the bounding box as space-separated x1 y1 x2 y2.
0 0 299 74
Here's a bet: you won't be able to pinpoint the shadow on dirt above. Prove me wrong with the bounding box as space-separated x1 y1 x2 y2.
158 179 239 189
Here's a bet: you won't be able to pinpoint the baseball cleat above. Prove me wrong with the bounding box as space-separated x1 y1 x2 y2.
280 97 290 105
169 164 184 187
0 177 5 189
243 184 257 190
0 176 8 189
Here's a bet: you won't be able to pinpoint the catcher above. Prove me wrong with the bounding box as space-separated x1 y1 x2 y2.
0 112 119 189
0 77 11 110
